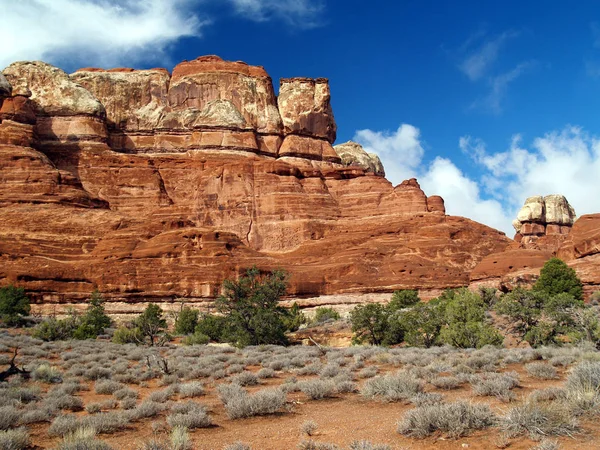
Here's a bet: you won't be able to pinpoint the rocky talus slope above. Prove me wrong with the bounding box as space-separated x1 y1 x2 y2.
1 56 596 315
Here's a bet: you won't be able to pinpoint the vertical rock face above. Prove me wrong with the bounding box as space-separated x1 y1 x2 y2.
0 55 517 314
333 141 385 177
278 77 336 143
513 194 576 251
71 68 170 132
169 56 282 135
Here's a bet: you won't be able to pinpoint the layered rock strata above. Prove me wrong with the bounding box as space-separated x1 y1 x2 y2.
513 195 576 251
1 56 516 315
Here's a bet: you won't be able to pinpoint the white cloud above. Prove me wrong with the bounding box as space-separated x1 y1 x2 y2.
353 125 424 183
458 30 519 81
228 0 325 28
0 0 325 70
1 0 206 70
355 124 600 237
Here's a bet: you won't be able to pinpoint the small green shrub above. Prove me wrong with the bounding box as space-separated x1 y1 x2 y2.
0 285 30 326
388 290 420 310
313 307 340 324
174 307 199 335
112 326 143 345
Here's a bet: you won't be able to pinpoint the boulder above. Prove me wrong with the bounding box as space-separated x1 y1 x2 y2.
334 141 385 176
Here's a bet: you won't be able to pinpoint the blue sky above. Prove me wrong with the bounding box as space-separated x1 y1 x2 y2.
3 0 600 235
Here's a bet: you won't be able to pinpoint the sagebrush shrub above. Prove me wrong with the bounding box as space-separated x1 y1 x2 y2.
525 362 559 380
0 427 31 450
397 401 496 438
361 372 424 402
298 380 336 400
500 401 578 439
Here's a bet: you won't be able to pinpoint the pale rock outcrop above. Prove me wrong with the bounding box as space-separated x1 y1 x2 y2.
512 195 576 252
2 61 107 148
3 61 104 117
513 194 576 232
278 77 336 143
333 141 385 177
545 194 576 225
70 68 170 131
168 55 282 135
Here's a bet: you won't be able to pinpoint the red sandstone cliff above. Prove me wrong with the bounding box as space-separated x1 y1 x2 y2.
1 56 527 315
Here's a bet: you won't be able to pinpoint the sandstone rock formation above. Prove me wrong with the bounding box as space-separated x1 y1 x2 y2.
333 141 385 177
471 196 599 298
1 56 517 316
512 195 576 252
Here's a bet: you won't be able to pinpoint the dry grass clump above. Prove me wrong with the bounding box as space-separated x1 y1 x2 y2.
128 401 167 421
257 368 276 379
217 384 286 419
0 405 20 430
361 372 424 402
397 401 496 438
32 364 63 383
430 375 462 390
169 426 193 450
298 380 336 400
166 401 212 429
530 439 560 450
223 442 251 450
301 420 318 436
471 371 520 402
525 362 559 380
179 381 204 398
231 371 259 386
113 387 138 400
500 400 578 440
94 380 124 395
55 426 114 450
348 441 392 450
564 361 600 416
0 427 30 450
409 392 444 407
297 440 340 450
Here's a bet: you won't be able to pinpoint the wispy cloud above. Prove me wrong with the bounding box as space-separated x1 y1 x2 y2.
228 0 325 28
472 61 536 114
0 0 326 70
454 28 534 114
458 30 520 81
